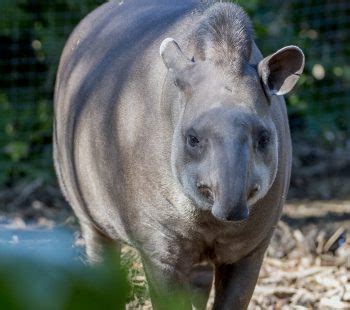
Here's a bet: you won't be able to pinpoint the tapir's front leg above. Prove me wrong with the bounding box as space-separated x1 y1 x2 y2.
213 239 269 310
141 254 193 310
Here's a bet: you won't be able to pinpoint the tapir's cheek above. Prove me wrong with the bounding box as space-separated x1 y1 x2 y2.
178 162 197 189
260 136 278 170
253 147 278 200
267 143 279 188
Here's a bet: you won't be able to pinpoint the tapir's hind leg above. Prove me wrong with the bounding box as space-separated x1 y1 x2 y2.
190 264 214 310
81 223 121 264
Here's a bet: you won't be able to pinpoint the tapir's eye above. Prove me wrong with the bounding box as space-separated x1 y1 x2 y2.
187 135 200 147
257 131 270 150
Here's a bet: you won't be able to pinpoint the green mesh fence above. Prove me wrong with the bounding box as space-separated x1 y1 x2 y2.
0 0 349 187
245 0 350 139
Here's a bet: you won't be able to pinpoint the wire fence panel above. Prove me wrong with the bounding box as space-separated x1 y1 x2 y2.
0 1 105 185
0 0 349 192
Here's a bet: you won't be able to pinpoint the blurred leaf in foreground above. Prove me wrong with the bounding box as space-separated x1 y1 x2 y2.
0 250 129 310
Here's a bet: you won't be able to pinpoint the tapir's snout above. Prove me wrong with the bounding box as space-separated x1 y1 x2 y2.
197 183 250 222
212 199 249 222
198 134 253 222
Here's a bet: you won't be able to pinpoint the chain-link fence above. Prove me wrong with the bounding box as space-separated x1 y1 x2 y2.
0 1 105 185
0 0 349 197
256 0 350 138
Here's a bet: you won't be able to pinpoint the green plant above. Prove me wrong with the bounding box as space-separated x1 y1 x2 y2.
0 250 129 310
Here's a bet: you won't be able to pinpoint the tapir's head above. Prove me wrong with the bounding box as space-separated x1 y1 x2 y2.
160 36 304 222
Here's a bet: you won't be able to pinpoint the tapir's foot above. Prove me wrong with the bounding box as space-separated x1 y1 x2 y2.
190 263 214 310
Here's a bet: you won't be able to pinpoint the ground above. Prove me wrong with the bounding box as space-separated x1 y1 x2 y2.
252 201 350 309
0 184 349 309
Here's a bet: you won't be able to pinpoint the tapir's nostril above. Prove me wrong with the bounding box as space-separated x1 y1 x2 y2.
197 185 214 203
248 184 260 200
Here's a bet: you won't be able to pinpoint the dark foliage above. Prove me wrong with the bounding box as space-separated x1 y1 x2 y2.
0 0 349 188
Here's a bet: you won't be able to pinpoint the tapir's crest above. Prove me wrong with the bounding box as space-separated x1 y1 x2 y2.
192 3 253 72
54 1 304 308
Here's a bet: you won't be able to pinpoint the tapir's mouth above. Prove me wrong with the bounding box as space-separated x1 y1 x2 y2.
197 184 214 204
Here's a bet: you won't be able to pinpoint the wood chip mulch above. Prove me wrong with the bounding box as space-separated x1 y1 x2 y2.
250 219 350 309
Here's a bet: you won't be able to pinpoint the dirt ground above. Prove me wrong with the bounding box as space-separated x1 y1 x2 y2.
1 183 349 309
252 201 350 309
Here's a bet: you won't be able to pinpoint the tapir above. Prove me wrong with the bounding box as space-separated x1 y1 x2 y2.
54 0 304 308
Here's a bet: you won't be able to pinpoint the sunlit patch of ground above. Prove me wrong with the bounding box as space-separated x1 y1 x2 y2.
250 201 350 309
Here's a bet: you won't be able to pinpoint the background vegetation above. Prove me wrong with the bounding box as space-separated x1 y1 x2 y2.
0 0 349 193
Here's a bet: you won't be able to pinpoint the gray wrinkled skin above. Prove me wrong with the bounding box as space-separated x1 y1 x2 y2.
54 1 304 309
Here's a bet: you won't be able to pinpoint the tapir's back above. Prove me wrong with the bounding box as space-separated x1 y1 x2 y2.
53 0 205 239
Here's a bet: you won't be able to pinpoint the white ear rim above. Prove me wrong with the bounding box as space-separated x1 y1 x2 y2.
159 37 193 73
159 37 176 58
273 45 305 72
259 45 305 96
274 46 305 96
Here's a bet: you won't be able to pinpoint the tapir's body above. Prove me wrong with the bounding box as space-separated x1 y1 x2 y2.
54 0 303 308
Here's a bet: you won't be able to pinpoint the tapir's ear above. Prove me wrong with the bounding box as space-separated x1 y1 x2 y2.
160 38 194 91
258 46 305 96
